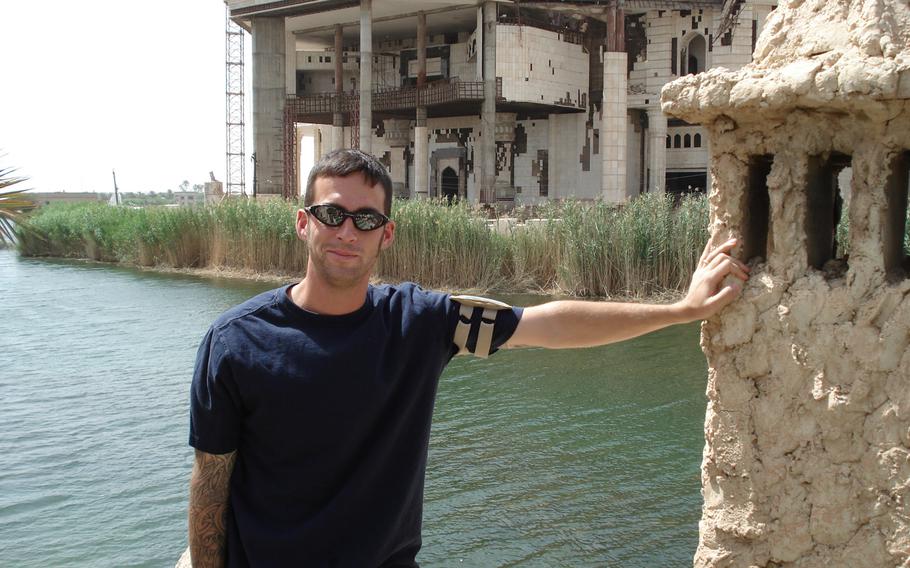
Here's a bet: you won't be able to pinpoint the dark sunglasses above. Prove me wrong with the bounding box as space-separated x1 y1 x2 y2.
305 204 390 231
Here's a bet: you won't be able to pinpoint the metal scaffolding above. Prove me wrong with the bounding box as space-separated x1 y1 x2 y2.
225 5 246 196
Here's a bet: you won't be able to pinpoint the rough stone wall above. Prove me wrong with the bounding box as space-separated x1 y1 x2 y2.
694 110 910 567
661 1 910 566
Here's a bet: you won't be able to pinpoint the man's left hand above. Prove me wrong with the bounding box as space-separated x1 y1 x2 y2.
676 237 750 322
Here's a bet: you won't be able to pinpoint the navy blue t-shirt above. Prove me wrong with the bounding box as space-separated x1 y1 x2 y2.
190 282 522 567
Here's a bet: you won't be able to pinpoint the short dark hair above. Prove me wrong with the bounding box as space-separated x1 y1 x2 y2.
304 149 393 215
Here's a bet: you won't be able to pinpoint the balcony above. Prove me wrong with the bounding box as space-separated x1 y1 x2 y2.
286 78 503 123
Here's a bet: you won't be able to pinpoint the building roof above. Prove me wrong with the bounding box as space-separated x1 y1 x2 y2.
228 0 725 39
662 0 910 124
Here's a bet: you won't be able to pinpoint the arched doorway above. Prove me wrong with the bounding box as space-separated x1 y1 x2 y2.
441 167 458 203
684 34 707 75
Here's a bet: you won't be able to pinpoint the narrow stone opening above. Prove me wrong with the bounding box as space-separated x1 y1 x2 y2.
743 155 772 263
806 153 851 272
884 151 910 279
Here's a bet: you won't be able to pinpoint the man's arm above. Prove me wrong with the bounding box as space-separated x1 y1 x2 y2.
188 449 237 568
506 238 749 349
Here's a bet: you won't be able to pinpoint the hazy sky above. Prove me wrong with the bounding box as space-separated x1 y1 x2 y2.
1 1 247 193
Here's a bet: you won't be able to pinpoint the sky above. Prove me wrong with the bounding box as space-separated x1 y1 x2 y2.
1 1 248 193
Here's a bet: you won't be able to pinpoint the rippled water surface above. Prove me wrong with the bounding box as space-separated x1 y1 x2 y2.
1 249 708 567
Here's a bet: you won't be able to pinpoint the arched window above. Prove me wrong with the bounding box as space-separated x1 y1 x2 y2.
694 133 702 148
666 135 671 149
684 134 692 148
674 134 682 148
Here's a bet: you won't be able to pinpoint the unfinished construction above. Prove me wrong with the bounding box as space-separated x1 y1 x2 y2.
662 0 910 565
226 0 777 202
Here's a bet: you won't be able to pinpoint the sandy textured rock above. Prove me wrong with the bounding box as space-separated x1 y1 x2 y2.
662 0 910 124
663 1 910 566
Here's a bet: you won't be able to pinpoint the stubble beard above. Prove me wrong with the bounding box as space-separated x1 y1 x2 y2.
306 237 383 290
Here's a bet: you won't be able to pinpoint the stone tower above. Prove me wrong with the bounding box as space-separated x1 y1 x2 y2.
662 0 910 566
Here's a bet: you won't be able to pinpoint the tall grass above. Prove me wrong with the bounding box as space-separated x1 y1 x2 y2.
19 195 711 297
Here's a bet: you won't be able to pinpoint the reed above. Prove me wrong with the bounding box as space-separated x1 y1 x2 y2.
20 194 714 297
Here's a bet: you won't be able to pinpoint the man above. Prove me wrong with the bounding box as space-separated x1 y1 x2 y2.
188 149 749 567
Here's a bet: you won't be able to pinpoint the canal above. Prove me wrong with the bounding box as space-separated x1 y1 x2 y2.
0 249 708 567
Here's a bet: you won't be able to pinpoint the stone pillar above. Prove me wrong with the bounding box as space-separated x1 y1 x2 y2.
647 107 667 192
333 24 345 151
415 108 429 198
415 12 428 198
475 6 483 81
548 114 559 199
480 1 496 204
705 137 713 194
417 12 427 87
601 50 628 202
295 124 303 196
252 17 286 197
359 0 372 153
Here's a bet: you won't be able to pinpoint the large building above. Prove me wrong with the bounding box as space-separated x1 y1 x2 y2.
226 0 777 204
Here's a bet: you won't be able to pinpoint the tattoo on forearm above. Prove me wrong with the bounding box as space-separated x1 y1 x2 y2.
189 450 236 568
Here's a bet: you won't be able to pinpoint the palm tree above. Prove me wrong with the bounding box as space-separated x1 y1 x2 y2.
0 166 34 245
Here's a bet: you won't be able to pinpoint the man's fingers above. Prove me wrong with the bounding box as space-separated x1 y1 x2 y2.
705 259 749 289
699 239 714 264
707 282 742 309
707 253 750 277
702 238 738 267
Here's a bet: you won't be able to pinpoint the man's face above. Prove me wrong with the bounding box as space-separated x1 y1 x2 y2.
295 173 395 289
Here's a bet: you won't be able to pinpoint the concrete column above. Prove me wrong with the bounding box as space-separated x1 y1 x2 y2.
475 7 483 81
359 0 372 153
601 49 628 202
647 107 667 192
548 114 559 199
417 12 427 87
295 124 303 196
252 17 286 197
480 1 497 203
705 137 713 194
415 108 428 198
415 12 428 198
285 33 297 95
333 24 345 151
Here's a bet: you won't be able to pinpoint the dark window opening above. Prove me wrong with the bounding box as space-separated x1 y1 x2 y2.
666 134 672 149
441 167 459 204
721 31 732 46
684 35 707 74
752 20 758 55
884 151 910 278
666 171 707 197
694 133 702 148
671 38 678 75
744 155 773 263
684 134 691 148
806 153 851 272
674 134 681 148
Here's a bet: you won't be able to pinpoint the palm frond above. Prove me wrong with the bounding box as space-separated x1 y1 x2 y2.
0 165 34 245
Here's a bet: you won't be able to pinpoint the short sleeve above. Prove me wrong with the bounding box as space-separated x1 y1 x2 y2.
189 326 242 454
446 298 523 358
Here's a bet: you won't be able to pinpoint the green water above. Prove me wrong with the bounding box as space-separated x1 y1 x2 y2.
0 249 707 566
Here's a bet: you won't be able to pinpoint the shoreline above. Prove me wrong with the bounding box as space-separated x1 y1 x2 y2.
16 252 685 303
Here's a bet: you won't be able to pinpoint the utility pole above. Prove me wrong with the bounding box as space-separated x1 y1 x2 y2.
111 169 121 206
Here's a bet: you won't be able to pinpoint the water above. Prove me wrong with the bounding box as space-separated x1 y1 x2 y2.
0 249 708 567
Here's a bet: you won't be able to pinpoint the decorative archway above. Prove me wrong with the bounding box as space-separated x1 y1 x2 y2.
681 33 707 75
441 167 459 204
